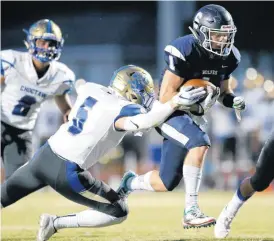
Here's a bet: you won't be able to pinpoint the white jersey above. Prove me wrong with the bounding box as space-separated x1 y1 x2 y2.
48 82 145 170
1 50 75 130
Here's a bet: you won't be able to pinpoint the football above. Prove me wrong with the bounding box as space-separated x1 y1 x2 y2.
181 79 218 116
182 79 217 103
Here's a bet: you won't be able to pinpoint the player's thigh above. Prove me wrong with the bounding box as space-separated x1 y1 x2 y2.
159 138 188 190
250 130 274 191
157 112 210 189
3 141 32 179
158 112 211 150
2 127 33 179
1 160 45 207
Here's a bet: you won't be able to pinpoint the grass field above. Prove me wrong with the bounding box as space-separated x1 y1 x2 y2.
1 190 274 241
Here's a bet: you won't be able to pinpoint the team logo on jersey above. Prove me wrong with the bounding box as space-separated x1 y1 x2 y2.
20 85 47 98
202 70 218 75
203 69 218 75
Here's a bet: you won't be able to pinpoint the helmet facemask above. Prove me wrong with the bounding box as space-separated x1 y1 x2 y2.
199 25 237 56
127 72 155 111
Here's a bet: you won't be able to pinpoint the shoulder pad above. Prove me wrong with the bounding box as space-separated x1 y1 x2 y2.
231 46 241 64
165 35 197 61
1 49 16 66
55 62 76 82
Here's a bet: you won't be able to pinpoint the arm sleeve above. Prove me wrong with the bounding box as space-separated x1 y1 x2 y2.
59 81 74 95
1 50 15 78
122 100 174 131
224 47 241 79
221 92 236 108
224 62 239 80
164 45 189 78
55 67 76 95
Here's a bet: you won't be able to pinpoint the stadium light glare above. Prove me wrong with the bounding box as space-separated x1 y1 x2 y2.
246 68 258 80
263 80 274 93
254 74 265 87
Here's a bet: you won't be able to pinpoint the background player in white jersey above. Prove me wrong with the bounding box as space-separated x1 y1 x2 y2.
1 65 206 241
1 19 75 179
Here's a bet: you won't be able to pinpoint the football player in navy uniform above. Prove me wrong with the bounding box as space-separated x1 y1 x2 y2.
215 129 274 238
118 4 246 229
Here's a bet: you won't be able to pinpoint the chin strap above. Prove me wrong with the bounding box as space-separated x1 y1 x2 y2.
188 26 200 43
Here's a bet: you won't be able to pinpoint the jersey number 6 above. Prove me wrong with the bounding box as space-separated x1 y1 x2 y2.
68 96 97 135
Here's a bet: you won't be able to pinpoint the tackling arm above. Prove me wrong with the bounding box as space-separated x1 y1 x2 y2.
115 86 206 131
115 100 177 131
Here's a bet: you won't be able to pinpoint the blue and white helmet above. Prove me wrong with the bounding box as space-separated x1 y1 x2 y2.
109 65 155 111
23 19 64 63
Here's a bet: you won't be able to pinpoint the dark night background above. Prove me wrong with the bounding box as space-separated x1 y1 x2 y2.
2 1 274 51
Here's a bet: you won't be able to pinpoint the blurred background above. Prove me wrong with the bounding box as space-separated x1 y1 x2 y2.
2 1 274 192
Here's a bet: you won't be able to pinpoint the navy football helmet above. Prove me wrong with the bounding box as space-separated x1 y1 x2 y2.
189 4 237 56
23 19 64 63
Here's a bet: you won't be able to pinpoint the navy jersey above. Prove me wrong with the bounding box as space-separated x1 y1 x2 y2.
160 34 241 88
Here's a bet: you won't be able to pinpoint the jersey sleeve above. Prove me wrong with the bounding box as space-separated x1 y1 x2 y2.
55 65 76 95
164 37 193 78
115 104 146 121
75 79 87 94
114 104 146 131
1 50 15 79
224 46 241 80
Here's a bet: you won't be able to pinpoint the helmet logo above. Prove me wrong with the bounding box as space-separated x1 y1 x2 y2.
194 12 203 24
213 16 221 23
221 25 233 30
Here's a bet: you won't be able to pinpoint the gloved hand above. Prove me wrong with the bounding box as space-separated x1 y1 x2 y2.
172 86 206 110
203 86 220 112
233 96 246 110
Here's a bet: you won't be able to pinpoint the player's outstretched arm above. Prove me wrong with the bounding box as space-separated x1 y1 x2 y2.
115 86 206 131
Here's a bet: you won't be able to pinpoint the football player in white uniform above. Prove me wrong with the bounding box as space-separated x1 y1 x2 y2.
1 19 75 179
1 65 206 241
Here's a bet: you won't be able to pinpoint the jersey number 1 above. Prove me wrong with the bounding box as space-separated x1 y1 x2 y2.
68 96 97 135
12 95 37 116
